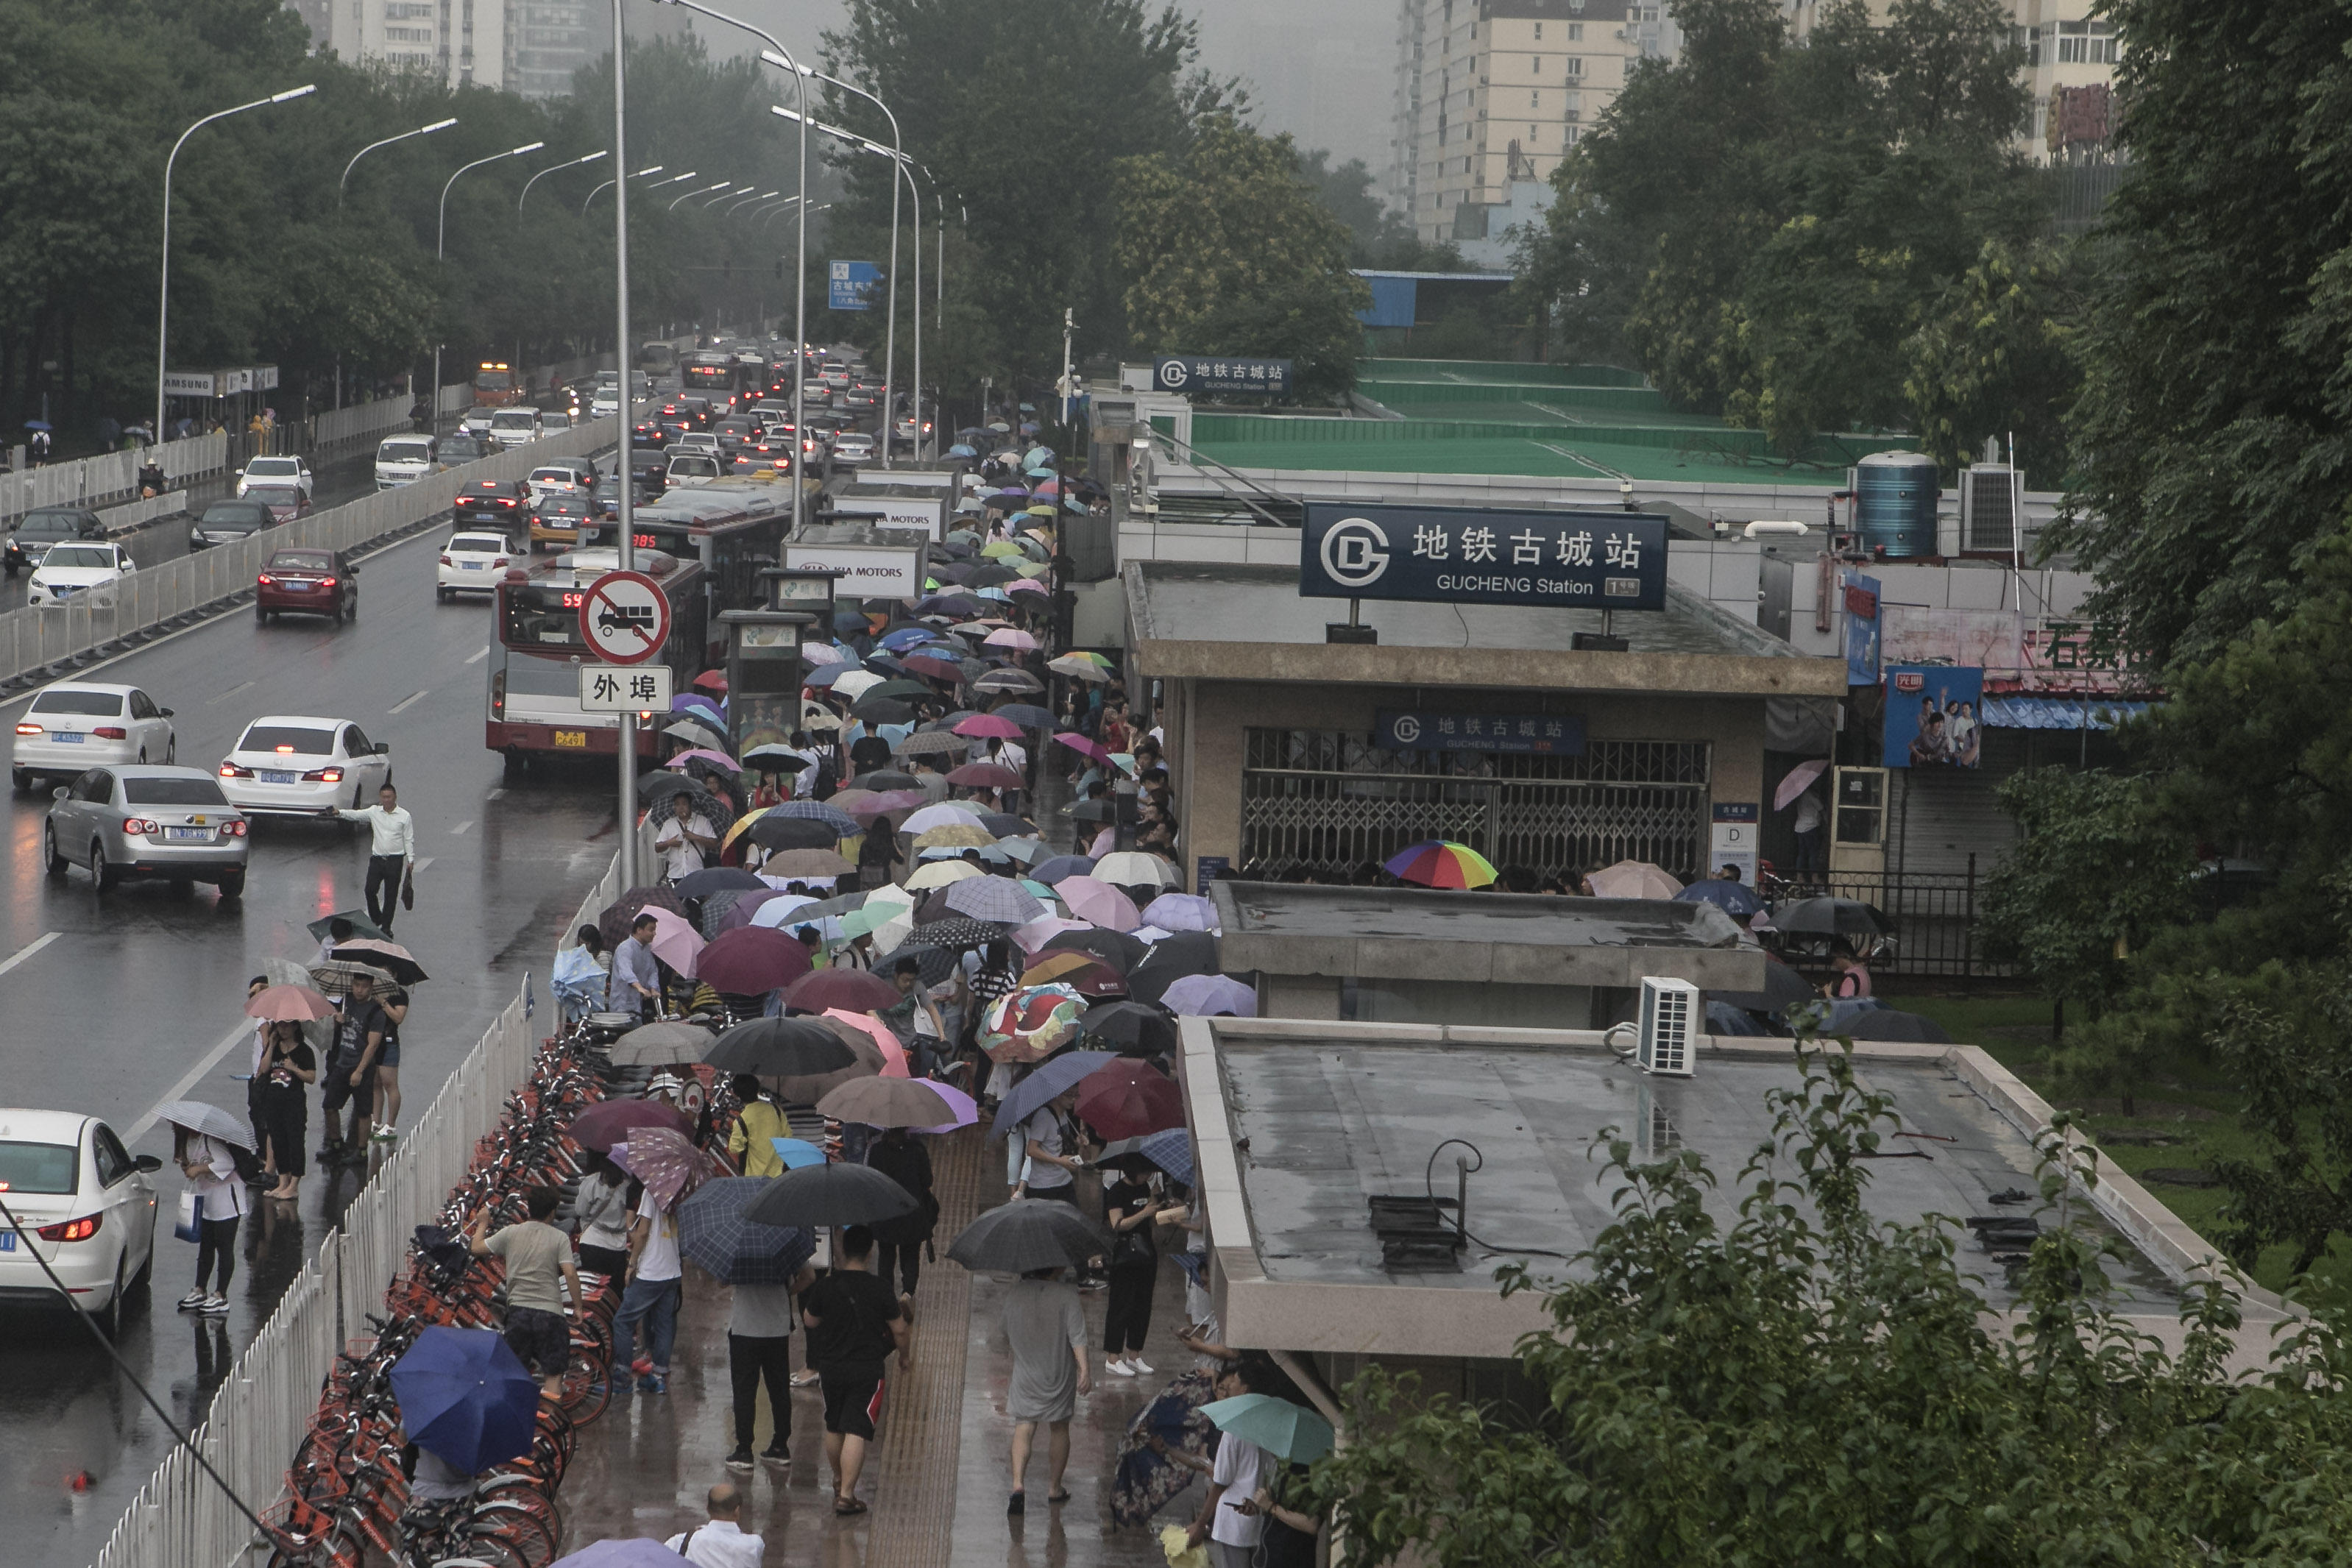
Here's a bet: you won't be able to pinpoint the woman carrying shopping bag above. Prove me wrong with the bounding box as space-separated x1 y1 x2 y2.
160 1103 254 1317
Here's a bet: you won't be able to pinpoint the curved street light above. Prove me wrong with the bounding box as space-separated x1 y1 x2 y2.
670 180 733 211
157 84 316 441
339 116 457 199
582 163 665 216
520 148 607 211
432 140 545 400
721 188 782 216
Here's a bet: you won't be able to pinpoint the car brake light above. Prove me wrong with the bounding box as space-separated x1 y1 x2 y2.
15 723 39 736
121 817 158 836
304 767 343 783
491 669 506 720
494 558 509 568
93 726 127 740
321 578 337 589
38 1214 101 1243
440 555 453 567
224 820 248 837
274 745 294 753
258 574 274 585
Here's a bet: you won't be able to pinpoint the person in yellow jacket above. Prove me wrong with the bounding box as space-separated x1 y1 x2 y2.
728 1074 790 1177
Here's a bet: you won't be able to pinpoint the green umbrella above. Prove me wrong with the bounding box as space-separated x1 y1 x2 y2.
1201 1394 1334 1463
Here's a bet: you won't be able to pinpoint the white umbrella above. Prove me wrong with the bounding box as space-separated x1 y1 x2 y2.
155 1100 252 1150
1093 851 1179 889
902 801 985 835
1587 859 1685 899
904 859 983 891
1774 757 1832 812
748 893 821 929
832 671 885 700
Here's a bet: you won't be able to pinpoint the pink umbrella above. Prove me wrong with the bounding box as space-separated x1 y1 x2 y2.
1005 578 1047 595
609 1124 721 1208
823 1009 911 1077
1774 758 1832 812
642 907 706 977
1053 732 1113 765
1059 875 1140 932
1014 915 1093 953
984 628 1038 651
954 714 1024 739
665 748 741 773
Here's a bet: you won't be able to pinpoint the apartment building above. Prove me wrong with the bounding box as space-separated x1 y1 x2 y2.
1388 0 1680 244
1786 0 2119 164
292 0 607 99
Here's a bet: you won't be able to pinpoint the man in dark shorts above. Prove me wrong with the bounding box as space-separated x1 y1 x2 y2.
321 972 388 1164
800 1225 911 1516
467 1185 584 1400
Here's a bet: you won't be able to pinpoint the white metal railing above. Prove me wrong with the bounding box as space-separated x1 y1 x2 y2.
313 394 417 450
92 834 634 1568
0 434 230 522
437 383 474 417
97 493 191 534
0 418 615 687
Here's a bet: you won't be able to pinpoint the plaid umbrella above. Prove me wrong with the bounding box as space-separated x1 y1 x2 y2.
943 875 1047 926
609 1124 721 1209
894 729 968 758
765 800 862 834
676 1177 816 1285
759 848 857 879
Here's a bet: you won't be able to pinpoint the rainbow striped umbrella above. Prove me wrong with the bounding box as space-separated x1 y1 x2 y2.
1383 840 1498 890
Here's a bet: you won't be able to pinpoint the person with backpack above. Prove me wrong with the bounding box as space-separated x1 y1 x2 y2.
169 1115 254 1316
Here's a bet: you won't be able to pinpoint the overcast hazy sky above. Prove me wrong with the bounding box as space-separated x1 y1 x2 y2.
719 0 1392 172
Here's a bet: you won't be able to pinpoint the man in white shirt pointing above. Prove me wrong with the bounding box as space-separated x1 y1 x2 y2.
332 783 417 934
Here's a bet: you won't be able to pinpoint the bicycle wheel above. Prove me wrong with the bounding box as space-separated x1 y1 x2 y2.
470 1500 556 1568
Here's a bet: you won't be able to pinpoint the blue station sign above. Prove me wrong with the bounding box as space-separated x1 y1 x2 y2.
1300 503 1669 611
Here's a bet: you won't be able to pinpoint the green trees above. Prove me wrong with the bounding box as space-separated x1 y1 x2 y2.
1113 117 1368 400
1309 1041 2352 1565
1522 0 2047 457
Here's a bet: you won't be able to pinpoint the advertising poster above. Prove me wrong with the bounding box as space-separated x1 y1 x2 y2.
1843 571 1882 686
1882 665 1985 769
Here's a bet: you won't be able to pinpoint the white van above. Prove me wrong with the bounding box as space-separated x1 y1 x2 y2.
664 453 722 487
488 407 543 449
375 435 439 489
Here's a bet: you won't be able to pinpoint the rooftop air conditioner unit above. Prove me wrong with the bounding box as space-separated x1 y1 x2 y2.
1637 977 1699 1076
1961 463 2019 553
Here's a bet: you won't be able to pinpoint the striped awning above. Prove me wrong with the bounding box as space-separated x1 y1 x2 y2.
1980 695 2152 731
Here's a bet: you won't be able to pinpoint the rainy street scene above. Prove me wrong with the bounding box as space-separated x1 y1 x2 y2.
10 0 2352 1563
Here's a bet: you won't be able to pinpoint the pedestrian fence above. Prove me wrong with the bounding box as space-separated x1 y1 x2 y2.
93 835 636 1568
311 393 418 451
1761 862 2016 984
0 434 231 522
98 492 191 536
0 416 617 689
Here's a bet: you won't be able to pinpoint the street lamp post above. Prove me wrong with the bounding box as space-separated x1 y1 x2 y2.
519 148 607 211
432 140 545 411
582 163 664 216
656 0 811 533
157 84 315 441
339 116 457 200
670 180 733 212
612 0 637 887
721 188 782 216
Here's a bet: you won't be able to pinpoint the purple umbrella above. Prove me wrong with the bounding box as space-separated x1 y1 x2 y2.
1160 974 1255 1017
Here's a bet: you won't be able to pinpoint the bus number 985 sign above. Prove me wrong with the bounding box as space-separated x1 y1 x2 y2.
578 570 670 665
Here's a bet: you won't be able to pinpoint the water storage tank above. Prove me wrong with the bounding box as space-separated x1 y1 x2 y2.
1853 452 1941 559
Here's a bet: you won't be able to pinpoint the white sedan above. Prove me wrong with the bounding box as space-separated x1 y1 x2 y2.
28 542 135 608
216 714 392 816
439 530 517 599
12 682 177 790
0 1109 160 1336
235 454 314 501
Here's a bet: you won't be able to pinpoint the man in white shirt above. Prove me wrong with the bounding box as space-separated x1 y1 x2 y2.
330 784 415 934
654 792 718 881
1188 1362 1270 1566
663 1483 765 1568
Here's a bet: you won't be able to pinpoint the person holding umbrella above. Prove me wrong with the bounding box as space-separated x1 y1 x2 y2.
1187 1361 1275 1566
465 1186 587 1400
166 1105 252 1316
799 1225 910 1515
615 1180 686 1395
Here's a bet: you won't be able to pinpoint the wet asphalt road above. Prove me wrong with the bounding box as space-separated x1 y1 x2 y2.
0 493 626 1565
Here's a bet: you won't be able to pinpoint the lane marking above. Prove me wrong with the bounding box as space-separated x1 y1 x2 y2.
208 679 256 705
486 787 506 801
126 1018 256 1145
387 689 429 715
448 820 475 836
465 645 491 665
0 930 62 979
414 856 435 873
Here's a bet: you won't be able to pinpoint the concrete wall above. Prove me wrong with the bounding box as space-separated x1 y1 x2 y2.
1169 676 1768 892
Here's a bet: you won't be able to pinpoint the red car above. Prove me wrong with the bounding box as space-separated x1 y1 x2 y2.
256 548 358 625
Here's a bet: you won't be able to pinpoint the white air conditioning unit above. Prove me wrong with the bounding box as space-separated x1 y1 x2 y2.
1637 977 1699 1076
1960 463 2019 553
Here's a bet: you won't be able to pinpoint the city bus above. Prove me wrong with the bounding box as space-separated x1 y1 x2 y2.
489 547 712 772
681 352 758 409
621 479 792 620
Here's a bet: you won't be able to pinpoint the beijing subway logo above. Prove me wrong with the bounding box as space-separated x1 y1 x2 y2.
1389 714 1423 743
1320 517 1390 589
1156 361 1190 390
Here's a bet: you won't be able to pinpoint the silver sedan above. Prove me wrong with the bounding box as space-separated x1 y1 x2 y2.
44 765 249 897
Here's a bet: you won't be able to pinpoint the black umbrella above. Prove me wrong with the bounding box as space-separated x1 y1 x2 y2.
867 679 933 701
744 1163 920 1229
1774 896 1892 940
946 1198 1112 1274
675 866 768 900
965 565 1019 588
991 703 1056 730
1841 1009 1954 1043
1041 926 1149 973
851 697 917 724
1077 1001 1179 1057
1127 932 1220 1007
850 769 922 792
637 772 702 806
871 941 961 987
909 915 1014 949
977 813 1032 838
705 1016 860 1077
1707 955 1817 1014
748 815 845 851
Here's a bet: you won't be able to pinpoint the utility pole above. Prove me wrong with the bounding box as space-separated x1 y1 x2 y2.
612 0 637 888
1059 307 1076 427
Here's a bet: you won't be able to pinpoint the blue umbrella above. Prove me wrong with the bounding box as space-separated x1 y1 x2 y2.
23 419 53 432
1203 1393 1335 1463
803 662 850 688
1674 878 1765 918
676 1176 817 1285
388 1327 542 1473
767 1137 830 1169
1032 854 1095 885
880 627 933 650
989 1051 1117 1138
946 443 977 458
1139 1128 1193 1184
765 799 860 835
1113 1369 1218 1527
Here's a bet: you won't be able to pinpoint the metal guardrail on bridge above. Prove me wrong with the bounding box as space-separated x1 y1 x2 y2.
0 435 231 523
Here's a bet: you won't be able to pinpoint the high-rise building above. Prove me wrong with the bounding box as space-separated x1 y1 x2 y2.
1387 0 1681 245
292 0 606 99
1785 0 2119 165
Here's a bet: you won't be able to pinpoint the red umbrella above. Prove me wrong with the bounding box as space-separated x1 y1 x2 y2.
693 670 729 694
947 762 1024 790
573 1098 693 1154
1074 1059 1183 1139
784 967 902 1013
696 926 813 994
